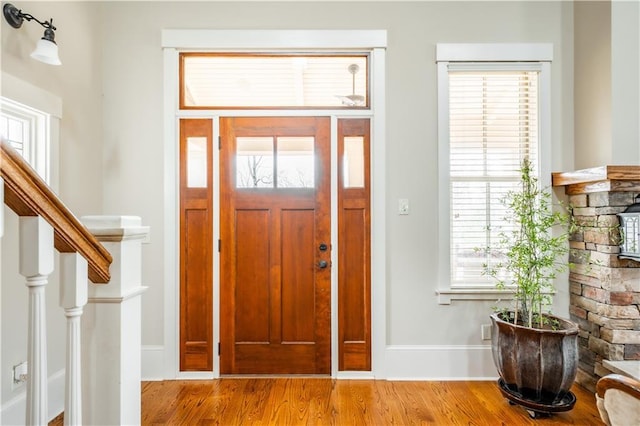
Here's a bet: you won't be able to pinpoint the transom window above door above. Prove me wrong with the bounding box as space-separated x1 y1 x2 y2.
180 54 368 109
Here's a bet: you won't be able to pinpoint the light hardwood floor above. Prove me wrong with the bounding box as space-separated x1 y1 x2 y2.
133 379 603 425
49 379 602 425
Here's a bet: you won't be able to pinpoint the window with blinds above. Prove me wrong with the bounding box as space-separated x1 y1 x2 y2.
448 69 539 287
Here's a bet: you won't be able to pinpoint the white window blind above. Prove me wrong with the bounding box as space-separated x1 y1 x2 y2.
448 68 539 287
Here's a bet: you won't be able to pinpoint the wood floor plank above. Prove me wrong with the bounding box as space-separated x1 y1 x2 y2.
171 382 217 425
335 380 371 425
205 378 255 425
203 378 248 424
262 378 313 424
144 380 190 424
50 378 604 425
390 381 436 424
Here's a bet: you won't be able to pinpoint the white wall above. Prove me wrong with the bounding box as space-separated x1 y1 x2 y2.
574 1 612 169
1 1 104 215
96 1 575 378
1 1 103 421
611 0 640 165
573 0 640 168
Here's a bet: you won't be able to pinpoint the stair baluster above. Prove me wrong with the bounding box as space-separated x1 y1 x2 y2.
19 216 54 425
60 253 88 426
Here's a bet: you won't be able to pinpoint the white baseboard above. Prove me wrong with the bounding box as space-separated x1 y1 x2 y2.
337 371 375 380
141 345 217 380
140 344 498 382
0 368 65 425
142 345 165 381
384 345 498 380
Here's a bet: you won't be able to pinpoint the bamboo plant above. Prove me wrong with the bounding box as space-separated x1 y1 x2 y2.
483 158 573 329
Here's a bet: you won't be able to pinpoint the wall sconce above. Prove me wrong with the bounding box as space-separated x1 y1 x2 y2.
3 3 61 65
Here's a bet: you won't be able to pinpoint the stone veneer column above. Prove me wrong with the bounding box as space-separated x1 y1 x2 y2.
554 166 640 392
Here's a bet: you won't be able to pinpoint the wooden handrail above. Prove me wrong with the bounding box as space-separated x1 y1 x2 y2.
1 140 112 283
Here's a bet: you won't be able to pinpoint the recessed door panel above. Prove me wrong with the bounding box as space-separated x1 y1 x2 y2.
281 209 316 343
235 209 271 343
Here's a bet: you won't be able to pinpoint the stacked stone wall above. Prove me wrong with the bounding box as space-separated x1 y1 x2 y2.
567 191 640 391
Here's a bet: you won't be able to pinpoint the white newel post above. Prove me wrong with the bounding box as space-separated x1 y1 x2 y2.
60 253 88 426
19 216 54 425
81 216 148 426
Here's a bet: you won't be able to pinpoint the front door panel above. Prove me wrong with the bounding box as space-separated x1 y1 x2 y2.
220 117 331 374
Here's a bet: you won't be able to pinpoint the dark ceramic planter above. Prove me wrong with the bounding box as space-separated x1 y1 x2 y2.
490 312 579 407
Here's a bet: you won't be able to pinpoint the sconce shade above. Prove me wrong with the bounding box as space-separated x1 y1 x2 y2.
30 27 61 65
31 38 61 66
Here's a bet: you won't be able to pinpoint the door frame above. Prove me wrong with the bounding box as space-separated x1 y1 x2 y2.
161 30 387 379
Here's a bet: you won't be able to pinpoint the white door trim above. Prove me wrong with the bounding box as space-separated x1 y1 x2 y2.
161 30 387 380
161 29 387 50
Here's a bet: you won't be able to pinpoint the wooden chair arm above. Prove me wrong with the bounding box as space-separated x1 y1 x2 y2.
597 374 640 400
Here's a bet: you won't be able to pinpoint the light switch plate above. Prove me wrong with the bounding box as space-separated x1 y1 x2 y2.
399 198 409 215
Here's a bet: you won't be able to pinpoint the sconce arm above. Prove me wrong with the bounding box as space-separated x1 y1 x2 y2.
3 3 56 31
17 12 56 31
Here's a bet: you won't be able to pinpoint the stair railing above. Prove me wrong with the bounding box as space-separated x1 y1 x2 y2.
1 139 147 425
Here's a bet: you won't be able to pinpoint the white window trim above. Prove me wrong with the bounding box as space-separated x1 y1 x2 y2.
435 43 552 304
1 72 62 190
162 30 387 379
1 97 49 182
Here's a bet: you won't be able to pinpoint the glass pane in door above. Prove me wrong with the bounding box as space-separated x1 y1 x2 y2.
276 137 314 188
187 137 208 188
236 137 274 188
343 136 365 188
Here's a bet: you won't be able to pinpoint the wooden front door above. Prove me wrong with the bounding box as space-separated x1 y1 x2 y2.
220 117 331 374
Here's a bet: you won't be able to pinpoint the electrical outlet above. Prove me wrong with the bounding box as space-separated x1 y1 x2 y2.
481 324 492 340
13 361 28 387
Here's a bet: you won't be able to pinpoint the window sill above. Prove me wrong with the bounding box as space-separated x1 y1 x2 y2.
435 288 515 305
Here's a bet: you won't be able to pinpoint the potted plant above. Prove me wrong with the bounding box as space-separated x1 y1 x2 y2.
482 157 579 418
